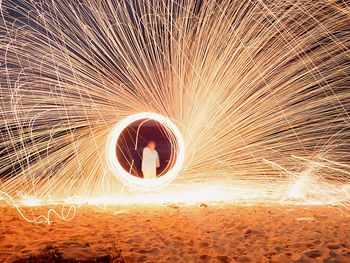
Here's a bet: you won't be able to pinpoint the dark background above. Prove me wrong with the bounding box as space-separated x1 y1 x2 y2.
116 119 177 178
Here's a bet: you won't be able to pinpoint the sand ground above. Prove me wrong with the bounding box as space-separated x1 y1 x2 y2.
0 203 349 262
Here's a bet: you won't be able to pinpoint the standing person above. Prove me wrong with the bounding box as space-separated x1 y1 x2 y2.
142 140 160 179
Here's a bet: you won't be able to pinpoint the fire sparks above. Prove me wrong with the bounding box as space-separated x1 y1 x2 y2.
0 0 349 223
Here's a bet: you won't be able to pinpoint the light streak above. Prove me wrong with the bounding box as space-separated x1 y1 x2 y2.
0 191 76 224
0 0 348 223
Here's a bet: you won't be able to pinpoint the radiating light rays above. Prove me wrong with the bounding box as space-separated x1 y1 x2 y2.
0 0 349 215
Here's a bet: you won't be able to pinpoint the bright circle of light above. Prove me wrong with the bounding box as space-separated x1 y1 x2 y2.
106 112 185 191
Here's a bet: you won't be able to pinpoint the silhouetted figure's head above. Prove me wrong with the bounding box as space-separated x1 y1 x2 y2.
147 140 156 150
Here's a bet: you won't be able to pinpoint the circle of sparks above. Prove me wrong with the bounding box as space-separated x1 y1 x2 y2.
106 112 185 191
0 0 349 206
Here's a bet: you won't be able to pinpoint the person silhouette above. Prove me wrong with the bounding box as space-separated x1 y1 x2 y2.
141 140 160 179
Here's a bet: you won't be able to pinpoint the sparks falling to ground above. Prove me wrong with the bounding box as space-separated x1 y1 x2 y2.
0 0 350 220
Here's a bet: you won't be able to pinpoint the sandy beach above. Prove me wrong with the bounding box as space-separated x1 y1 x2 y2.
0 203 349 262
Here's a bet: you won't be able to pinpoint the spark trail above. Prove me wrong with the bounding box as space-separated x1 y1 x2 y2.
0 0 349 208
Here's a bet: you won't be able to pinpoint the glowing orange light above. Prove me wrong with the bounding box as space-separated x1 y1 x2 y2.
106 112 185 191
